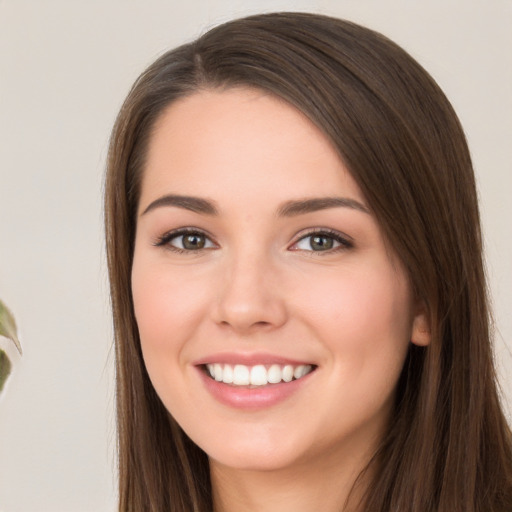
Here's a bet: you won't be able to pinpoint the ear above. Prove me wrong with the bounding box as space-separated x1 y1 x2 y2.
411 301 431 347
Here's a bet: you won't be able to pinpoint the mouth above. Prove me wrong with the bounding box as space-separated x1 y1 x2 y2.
203 363 316 387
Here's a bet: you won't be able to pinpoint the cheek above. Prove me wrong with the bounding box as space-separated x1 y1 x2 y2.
130 257 217 395
297 266 413 432
130 258 216 415
132 259 208 343
297 264 413 372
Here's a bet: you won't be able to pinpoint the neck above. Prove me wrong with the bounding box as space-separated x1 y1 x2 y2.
210 444 374 512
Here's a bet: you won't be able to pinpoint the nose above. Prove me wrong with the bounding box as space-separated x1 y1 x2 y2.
211 250 288 334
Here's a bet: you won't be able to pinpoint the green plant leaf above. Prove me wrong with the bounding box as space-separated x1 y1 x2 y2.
0 299 22 354
0 349 12 393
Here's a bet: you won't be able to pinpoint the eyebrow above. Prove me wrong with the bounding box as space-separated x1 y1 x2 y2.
277 197 370 216
141 195 219 216
140 194 370 217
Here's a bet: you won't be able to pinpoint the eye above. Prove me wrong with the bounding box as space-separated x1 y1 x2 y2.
291 230 353 252
155 229 216 252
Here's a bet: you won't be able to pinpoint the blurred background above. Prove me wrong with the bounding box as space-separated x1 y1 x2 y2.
1 1 510 510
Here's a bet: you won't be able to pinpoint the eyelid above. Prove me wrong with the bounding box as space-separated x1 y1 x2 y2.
289 228 354 252
154 227 218 251
153 226 352 254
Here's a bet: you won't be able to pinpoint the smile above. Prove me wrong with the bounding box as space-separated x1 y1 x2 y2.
205 363 315 386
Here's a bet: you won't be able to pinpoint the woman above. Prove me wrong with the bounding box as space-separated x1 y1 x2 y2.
104 12 512 512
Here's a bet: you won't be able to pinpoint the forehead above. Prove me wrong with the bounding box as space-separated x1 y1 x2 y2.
140 87 365 212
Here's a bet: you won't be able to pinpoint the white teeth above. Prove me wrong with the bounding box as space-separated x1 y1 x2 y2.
282 365 294 382
293 365 306 379
267 364 282 384
205 363 313 386
233 364 250 385
222 364 233 384
213 363 223 382
250 365 267 386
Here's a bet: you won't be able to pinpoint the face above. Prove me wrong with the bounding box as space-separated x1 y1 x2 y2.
131 88 429 474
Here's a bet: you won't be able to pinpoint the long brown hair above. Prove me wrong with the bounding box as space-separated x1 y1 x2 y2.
105 12 512 511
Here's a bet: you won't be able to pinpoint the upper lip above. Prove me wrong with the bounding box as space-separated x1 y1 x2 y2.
192 352 316 367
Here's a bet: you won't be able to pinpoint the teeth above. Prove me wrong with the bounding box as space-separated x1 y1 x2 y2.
282 365 294 382
294 365 308 379
267 364 282 384
223 364 233 384
205 363 313 386
250 365 267 386
213 363 223 382
233 365 250 385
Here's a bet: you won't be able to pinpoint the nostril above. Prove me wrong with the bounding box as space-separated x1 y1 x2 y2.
217 319 274 332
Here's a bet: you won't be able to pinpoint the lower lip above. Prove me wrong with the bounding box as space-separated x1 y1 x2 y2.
196 367 314 410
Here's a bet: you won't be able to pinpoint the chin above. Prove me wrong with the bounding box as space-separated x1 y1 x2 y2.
195 425 306 473
208 448 300 473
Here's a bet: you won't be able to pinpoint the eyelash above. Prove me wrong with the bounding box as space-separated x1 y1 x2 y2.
154 228 217 254
154 228 353 255
290 228 353 254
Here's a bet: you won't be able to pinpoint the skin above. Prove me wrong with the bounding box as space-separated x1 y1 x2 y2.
131 87 430 512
